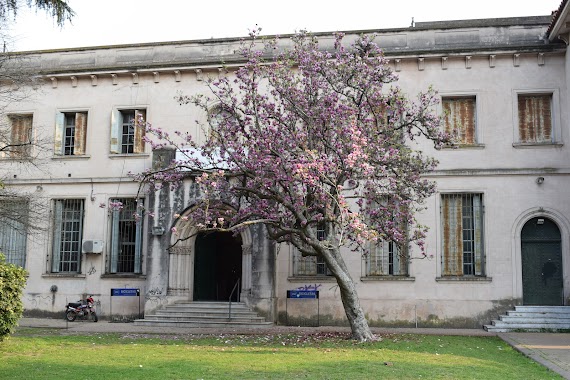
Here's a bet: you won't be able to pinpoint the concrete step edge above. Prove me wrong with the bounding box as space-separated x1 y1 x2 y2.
143 315 266 321
133 320 274 328
491 322 570 328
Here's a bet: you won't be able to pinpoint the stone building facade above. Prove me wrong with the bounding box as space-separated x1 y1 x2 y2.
2 6 570 327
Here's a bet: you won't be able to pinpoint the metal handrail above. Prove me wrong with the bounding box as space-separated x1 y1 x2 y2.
228 278 240 320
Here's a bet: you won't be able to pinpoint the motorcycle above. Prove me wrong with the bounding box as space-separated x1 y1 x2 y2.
65 295 98 322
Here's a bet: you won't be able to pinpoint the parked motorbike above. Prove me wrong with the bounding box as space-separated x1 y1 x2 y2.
65 296 98 322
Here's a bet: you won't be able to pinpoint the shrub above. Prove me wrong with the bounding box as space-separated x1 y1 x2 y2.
0 253 27 341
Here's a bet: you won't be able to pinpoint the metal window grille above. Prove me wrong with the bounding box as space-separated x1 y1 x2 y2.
293 251 317 275
292 250 333 276
292 223 332 276
518 94 552 143
441 193 484 276
316 256 331 276
366 240 407 276
64 113 76 155
316 224 326 241
121 111 135 154
52 199 84 273
0 200 28 267
110 199 142 273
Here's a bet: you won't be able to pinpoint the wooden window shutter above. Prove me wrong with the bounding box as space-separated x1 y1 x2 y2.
442 98 475 145
54 113 65 155
51 200 63 273
133 110 146 154
518 94 552 143
10 115 32 158
9 116 23 158
473 194 484 276
74 112 87 155
21 115 32 149
441 195 463 276
134 200 143 274
110 208 120 273
110 110 121 154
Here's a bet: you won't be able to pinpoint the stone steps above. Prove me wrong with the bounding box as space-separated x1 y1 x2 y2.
484 306 570 332
134 301 273 328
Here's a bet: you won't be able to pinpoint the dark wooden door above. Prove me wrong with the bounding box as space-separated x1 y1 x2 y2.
193 232 242 301
521 217 563 306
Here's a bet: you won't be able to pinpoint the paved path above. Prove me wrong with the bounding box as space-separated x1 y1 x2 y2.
16 318 570 379
499 332 570 380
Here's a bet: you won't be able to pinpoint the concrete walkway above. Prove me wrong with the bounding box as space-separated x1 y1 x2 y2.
16 318 570 379
499 332 570 380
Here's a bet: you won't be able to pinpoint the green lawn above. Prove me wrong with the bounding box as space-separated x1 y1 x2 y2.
0 329 562 379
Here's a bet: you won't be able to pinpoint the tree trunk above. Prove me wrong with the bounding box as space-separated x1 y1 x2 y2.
322 247 376 342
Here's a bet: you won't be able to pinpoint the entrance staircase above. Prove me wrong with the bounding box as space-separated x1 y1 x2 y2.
134 301 273 328
484 306 570 332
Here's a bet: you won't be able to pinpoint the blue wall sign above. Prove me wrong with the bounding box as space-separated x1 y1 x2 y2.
287 290 319 299
111 288 140 297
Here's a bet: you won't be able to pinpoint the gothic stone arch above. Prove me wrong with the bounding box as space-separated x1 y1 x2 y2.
167 210 253 301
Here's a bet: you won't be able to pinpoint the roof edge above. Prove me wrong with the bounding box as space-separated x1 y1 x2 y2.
8 15 554 55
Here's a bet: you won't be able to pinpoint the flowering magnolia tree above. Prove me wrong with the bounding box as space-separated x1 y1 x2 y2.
137 30 450 341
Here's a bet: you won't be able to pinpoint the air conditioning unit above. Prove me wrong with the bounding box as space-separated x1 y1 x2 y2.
82 240 103 254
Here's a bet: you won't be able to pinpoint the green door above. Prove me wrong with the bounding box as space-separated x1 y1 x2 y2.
521 217 563 306
193 231 242 301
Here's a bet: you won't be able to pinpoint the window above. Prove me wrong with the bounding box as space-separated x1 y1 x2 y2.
441 194 484 276
51 199 84 273
206 105 242 146
366 240 407 276
111 109 146 154
292 252 332 276
0 200 28 267
54 112 87 156
363 199 408 276
442 97 476 145
291 223 332 276
209 106 233 130
517 94 552 144
109 198 143 274
4 115 32 158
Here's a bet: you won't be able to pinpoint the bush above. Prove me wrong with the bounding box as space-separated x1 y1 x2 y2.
0 253 27 341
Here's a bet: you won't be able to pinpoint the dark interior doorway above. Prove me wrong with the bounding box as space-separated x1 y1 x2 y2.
194 231 242 301
521 217 563 306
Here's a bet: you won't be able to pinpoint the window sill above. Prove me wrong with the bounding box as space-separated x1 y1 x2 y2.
0 157 33 161
361 276 415 282
512 142 563 149
436 276 492 283
288 276 336 282
100 274 146 279
42 273 86 278
52 155 91 160
440 143 485 150
108 153 150 159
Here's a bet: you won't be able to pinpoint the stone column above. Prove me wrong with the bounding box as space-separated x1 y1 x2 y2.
241 244 253 300
167 246 193 297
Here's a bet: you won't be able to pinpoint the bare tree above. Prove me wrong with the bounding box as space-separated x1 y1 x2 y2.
0 57 51 244
0 0 74 265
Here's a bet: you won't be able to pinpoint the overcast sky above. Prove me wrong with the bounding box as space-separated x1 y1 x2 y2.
4 0 563 52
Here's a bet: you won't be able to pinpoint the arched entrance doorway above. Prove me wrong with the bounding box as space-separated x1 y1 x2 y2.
193 231 242 301
521 217 563 305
